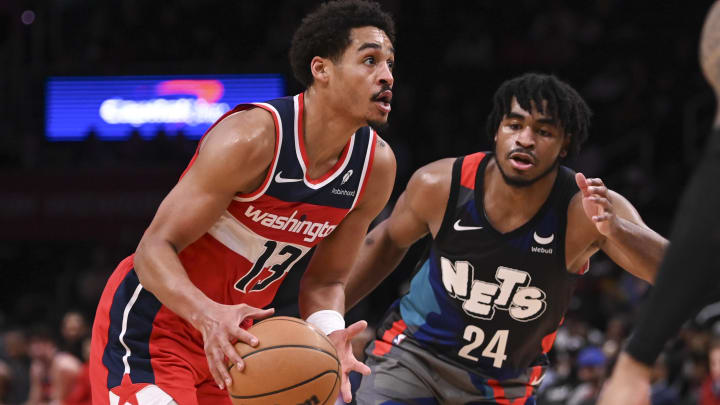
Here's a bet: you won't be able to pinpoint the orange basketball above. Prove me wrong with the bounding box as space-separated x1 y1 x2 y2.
227 316 341 405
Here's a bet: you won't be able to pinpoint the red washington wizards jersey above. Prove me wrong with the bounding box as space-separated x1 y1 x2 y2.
177 92 377 310
90 93 376 400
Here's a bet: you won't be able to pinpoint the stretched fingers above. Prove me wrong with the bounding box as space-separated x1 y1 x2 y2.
242 306 275 321
575 173 589 196
340 372 352 403
207 343 231 390
343 320 368 340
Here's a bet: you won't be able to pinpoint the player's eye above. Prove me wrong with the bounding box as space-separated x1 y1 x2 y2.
364 56 376 65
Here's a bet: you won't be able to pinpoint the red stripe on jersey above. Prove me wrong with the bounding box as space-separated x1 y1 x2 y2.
541 316 565 353
227 194 347 247
487 365 542 404
354 130 377 206
234 103 281 200
296 92 354 185
90 256 135 405
460 152 487 189
487 379 511 405
372 319 407 357
580 259 590 275
179 104 253 180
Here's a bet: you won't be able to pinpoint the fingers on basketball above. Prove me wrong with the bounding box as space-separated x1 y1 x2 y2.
227 316 341 405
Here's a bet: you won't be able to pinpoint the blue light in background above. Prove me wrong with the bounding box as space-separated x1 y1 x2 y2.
45 74 285 141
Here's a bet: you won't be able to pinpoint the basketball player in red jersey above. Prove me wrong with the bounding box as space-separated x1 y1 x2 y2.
89 1 396 404
345 74 669 404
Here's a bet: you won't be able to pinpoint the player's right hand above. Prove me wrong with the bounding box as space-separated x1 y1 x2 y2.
193 302 275 390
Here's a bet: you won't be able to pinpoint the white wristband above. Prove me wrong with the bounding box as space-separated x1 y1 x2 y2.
306 310 345 335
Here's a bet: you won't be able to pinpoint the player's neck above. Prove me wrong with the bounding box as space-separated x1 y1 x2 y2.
483 159 558 233
302 89 361 176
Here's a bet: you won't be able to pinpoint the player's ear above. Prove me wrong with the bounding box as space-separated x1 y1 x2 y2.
560 133 571 158
310 56 330 84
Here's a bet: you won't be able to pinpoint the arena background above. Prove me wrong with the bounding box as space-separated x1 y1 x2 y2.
0 1 717 404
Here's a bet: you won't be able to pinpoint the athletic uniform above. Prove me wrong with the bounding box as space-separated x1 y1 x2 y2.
90 93 377 405
356 152 585 405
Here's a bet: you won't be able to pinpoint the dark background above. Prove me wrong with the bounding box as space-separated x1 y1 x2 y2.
0 0 717 403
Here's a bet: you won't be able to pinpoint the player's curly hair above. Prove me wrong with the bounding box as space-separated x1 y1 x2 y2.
290 0 396 88
485 73 592 158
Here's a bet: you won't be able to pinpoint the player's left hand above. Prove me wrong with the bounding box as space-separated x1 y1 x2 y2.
327 320 372 403
576 173 617 236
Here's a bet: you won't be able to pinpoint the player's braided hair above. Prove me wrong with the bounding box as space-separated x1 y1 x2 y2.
485 73 592 158
290 0 396 88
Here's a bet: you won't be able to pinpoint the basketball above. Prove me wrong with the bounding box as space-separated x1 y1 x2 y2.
227 316 341 405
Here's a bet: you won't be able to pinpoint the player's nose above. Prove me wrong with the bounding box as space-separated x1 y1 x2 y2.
378 63 394 88
516 126 535 147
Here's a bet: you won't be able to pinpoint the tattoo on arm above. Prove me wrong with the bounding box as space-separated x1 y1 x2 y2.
377 138 386 148
365 237 375 246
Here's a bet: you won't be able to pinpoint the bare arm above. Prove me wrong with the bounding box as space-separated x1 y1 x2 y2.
298 137 396 320
344 158 454 310
573 173 668 283
297 137 395 402
133 108 277 389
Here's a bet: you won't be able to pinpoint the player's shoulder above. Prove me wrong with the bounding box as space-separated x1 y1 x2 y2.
409 157 456 190
199 107 276 166
370 134 396 174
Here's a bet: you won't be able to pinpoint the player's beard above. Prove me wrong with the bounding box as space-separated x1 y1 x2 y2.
494 147 560 188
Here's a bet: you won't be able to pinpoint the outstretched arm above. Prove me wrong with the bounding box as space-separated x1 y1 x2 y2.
344 158 454 310
574 173 668 283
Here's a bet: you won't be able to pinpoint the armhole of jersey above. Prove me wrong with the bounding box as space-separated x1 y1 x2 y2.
434 157 464 242
178 104 255 180
350 130 377 210
234 103 283 202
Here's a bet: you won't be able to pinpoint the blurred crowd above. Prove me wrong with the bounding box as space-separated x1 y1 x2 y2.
1 0 720 404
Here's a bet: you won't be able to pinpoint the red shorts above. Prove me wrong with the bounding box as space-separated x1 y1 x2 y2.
90 255 234 405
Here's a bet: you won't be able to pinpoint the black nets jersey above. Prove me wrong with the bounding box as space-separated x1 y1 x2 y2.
388 152 585 381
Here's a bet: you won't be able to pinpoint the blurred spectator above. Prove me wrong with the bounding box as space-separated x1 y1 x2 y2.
59 312 88 362
700 339 720 405
1 329 30 405
651 354 681 405
567 346 607 405
62 337 91 405
25 326 81 405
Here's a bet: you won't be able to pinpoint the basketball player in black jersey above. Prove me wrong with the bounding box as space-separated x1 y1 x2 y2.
345 73 669 404
598 3 720 404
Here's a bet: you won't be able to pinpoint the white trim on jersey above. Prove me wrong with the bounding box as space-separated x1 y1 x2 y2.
234 102 284 202
109 384 175 405
350 130 377 210
119 283 144 375
293 94 355 189
208 210 310 265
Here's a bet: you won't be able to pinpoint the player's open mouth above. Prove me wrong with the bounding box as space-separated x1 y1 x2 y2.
509 152 535 170
373 90 392 113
